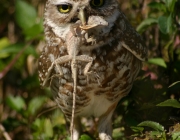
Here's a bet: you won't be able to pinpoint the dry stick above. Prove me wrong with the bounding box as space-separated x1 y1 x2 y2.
0 41 32 80
0 124 12 140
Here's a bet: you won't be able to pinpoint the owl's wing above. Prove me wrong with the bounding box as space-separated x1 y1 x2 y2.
116 13 148 61
38 46 53 87
38 40 67 87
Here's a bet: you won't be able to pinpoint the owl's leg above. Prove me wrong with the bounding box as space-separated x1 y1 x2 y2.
98 114 113 140
98 103 117 140
71 117 82 140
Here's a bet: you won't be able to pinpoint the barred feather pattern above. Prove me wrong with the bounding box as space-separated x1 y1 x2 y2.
38 0 147 139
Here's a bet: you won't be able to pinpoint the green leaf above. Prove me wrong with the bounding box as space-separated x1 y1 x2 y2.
27 96 47 115
0 38 11 58
15 0 37 30
167 14 173 33
5 95 26 112
44 119 53 138
79 134 93 140
0 44 23 56
165 0 177 12
168 81 180 92
0 37 10 50
138 121 164 132
113 128 124 138
149 131 163 138
130 126 144 133
136 18 157 33
156 99 180 108
158 14 173 34
23 22 43 40
0 43 37 58
171 132 180 140
158 16 168 34
148 2 166 12
51 110 66 127
148 58 167 68
32 118 42 129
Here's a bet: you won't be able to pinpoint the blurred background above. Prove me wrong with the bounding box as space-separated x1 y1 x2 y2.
0 0 180 139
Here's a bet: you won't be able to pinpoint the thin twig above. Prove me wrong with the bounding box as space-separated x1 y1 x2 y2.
0 124 12 140
0 41 32 80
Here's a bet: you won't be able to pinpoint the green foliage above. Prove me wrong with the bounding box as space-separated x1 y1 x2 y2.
0 37 11 62
0 43 37 57
15 0 43 40
171 132 180 140
5 95 47 117
148 58 167 68
132 121 180 140
148 2 166 12
158 15 171 34
137 0 177 34
27 96 47 116
0 0 180 140
15 0 37 30
136 18 157 33
5 95 26 112
168 81 180 92
157 99 180 108
32 118 54 139
138 121 164 132
79 135 93 140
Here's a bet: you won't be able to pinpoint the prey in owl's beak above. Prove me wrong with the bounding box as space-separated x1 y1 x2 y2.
77 7 108 30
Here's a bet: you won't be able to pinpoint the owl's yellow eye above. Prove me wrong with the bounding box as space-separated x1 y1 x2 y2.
90 0 104 7
57 4 72 13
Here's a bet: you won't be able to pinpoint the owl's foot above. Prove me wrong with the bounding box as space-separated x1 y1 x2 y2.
98 104 115 140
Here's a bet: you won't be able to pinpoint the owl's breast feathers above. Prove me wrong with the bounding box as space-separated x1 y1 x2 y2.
38 13 148 86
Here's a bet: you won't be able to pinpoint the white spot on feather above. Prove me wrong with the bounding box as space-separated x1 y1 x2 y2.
48 54 55 62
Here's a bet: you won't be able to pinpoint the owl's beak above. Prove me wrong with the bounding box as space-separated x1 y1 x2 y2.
78 7 108 30
78 7 86 26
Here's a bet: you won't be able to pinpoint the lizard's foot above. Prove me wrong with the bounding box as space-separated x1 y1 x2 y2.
49 64 63 86
49 74 63 86
84 33 96 45
85 71 101 86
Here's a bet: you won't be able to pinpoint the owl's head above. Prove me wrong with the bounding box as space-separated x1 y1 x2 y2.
44 0 120 40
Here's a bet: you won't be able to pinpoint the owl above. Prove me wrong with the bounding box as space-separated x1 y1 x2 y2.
38 0 147 140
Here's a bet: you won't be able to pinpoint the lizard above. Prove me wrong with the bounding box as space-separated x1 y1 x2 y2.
41 16 108 139
44 25 96 140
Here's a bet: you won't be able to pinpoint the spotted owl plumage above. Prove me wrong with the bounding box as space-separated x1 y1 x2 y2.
38 0 147 139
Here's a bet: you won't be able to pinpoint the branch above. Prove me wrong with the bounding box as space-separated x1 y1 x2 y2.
0 124 12 140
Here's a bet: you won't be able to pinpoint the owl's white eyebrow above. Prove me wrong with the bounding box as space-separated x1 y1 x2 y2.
56 2 71 5
52 0 74 5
